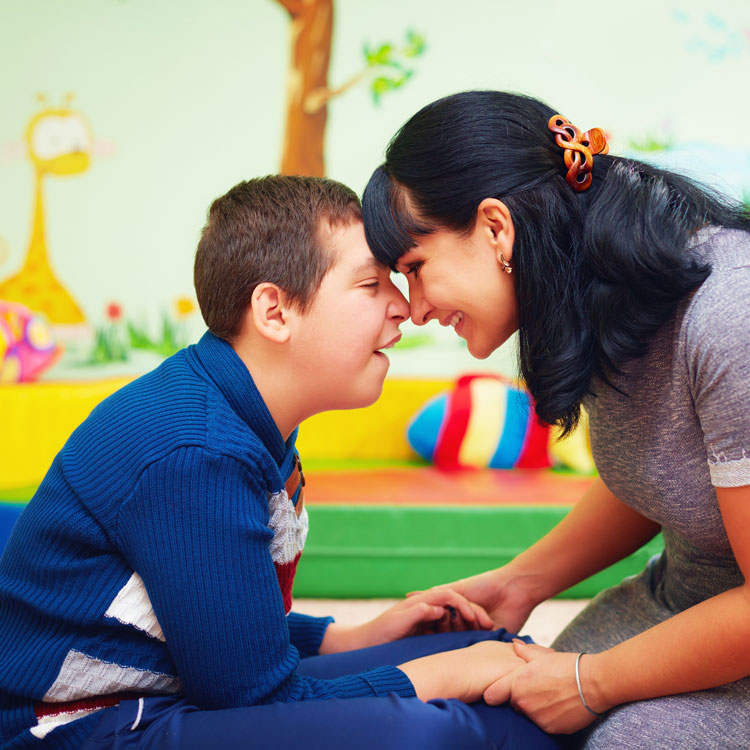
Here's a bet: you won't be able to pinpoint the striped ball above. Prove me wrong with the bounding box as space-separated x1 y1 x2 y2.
408 374 552 470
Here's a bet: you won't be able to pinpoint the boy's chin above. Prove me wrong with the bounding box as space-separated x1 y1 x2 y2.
332 380 386 411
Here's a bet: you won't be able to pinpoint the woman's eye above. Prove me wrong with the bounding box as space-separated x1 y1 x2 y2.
407 262 423 279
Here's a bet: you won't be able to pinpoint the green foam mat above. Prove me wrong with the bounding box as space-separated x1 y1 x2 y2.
294 505 663 599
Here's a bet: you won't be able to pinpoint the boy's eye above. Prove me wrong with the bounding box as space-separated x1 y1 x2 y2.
362 281 379 289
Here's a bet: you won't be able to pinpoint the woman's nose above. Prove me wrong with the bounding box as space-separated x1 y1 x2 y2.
408 288 432 326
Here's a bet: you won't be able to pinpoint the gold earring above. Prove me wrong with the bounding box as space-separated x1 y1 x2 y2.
499 252 512 274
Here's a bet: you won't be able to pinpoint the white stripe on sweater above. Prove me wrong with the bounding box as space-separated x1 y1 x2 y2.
268 489 308 565
30 707 108 740
43 650 181 702
104 572 165 641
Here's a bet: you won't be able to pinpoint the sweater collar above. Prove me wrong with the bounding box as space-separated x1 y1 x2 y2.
187 331 291 466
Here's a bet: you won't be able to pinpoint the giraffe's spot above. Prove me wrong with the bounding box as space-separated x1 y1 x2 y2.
22 283 40 299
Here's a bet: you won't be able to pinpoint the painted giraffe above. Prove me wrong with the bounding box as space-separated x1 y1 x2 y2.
0 97 91 334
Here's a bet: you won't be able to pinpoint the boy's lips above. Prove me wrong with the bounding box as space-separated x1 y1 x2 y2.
374 333 402 355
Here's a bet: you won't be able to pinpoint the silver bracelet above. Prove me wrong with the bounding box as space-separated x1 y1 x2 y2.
575 652 604 717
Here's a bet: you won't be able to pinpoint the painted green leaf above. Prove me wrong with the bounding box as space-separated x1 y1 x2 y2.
403 29 426 57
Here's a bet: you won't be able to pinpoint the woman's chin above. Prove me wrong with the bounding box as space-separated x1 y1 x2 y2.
465 329 512 359
466 338 493 360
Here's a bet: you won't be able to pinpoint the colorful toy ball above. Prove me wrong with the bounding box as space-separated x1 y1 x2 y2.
408 373 553 470
0 301 62 382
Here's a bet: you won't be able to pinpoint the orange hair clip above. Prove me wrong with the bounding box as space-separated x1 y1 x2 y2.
548 115 609 192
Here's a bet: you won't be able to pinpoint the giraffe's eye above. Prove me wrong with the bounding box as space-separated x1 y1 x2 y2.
31 115 91 160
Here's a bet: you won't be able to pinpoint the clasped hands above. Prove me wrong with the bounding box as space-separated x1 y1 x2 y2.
318 586 605 733
400 577 607 735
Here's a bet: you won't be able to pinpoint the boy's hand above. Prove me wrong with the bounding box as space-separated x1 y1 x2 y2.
318 590 494 654
398 640 526 703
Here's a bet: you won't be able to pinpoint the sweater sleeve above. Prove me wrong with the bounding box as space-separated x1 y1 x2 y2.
286 612 334 657
116 447 415 708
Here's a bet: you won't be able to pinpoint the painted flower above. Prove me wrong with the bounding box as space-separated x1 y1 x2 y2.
174 297 196 318
106 302 123 322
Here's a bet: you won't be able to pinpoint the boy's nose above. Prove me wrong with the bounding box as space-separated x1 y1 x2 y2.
390 286 410 321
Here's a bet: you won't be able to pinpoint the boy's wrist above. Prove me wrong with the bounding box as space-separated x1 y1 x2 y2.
396 654 444 701
318 622 367 654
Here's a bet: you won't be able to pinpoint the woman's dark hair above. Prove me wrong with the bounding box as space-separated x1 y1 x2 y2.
363 90 749 435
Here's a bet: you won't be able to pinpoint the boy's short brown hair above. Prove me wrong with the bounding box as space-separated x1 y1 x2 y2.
194 175 362 340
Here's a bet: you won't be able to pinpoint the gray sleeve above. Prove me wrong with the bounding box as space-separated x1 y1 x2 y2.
686 265 750 487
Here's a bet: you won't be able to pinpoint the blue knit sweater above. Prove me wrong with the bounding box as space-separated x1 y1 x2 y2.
0 332 415 749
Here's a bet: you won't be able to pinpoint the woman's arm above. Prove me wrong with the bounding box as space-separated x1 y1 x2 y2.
590 484 750 705
485 485 750 733
503 477 660 604
437 478 660 631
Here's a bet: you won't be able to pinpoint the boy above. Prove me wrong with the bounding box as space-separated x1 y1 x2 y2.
0 177 557 750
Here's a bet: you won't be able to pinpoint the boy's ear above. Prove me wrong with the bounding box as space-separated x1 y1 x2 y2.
249 282 293 344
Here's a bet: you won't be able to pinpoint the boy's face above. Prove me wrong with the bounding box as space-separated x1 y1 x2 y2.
291 221 409 411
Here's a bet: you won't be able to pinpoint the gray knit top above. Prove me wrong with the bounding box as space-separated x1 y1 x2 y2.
585 226 750 612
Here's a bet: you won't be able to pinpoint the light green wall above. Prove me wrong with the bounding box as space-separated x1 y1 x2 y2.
1 0 748 377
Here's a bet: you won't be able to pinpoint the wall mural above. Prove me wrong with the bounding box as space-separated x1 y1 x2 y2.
1 0 748 504
0 96 94 380
276 0 424 175
0 1 747 386
0 96 91 326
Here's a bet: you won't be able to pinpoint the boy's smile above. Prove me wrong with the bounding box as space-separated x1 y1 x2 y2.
290 221 409 412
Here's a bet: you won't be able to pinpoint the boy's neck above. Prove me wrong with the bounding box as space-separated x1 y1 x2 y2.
230 337 305 443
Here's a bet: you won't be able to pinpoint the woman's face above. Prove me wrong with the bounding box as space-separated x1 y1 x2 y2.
393 201 518 359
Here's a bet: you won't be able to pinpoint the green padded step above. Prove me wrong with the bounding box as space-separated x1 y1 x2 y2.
294 505 663 599
3 487 662 600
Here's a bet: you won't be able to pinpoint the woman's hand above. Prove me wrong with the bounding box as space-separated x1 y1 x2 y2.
408 566 539 632
484 641 606 734
398 640 526 703
318 589 494 654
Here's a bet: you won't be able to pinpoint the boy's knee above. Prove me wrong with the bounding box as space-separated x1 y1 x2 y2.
404 699 494 750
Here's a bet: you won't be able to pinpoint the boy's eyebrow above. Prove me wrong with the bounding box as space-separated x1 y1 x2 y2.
351 257 384 276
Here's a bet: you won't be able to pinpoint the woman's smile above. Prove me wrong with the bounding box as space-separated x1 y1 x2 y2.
394 214 517 359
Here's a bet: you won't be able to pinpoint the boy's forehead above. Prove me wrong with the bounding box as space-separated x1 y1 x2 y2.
324 220 385 275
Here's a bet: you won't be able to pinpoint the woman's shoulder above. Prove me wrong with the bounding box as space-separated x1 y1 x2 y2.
687 225 750 273
680 226 750 365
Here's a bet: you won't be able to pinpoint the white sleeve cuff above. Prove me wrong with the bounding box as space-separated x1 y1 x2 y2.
709 454 750 488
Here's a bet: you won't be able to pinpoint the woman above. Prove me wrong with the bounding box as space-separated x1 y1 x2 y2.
362 90 750 749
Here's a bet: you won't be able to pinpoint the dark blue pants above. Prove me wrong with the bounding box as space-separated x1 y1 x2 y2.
82 629 561 750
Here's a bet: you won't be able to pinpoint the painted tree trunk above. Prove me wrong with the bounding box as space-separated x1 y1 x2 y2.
278 0 333 177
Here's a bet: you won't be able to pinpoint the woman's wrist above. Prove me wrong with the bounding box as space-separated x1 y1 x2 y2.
492 559 549 612
577 651 615 714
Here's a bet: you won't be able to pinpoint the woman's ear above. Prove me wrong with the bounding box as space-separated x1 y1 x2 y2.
476 198 515 264
249 282 292 344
